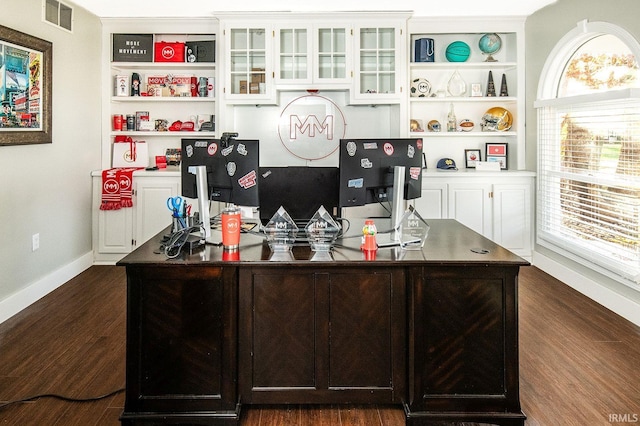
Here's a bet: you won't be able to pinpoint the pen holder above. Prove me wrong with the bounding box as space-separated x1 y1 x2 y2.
172 215 193 233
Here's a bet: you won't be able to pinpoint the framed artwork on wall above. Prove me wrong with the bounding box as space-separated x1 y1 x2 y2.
0 25 52 146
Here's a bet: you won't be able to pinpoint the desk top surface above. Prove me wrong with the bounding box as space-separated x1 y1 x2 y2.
118 219 529 268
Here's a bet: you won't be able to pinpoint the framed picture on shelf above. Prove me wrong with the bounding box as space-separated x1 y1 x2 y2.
471 83 483 97
464 149 482 168
486 143 508 169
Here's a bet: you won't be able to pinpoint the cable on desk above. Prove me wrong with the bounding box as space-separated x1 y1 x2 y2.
163 225 201 258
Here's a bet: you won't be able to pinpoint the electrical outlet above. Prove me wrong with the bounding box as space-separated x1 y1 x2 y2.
32 233 40 251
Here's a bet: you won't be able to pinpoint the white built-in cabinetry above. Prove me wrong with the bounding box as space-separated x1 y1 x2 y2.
218 13 408 106
100 18 219 170
92 171 179 264
415 171 534 259
404 18 526 170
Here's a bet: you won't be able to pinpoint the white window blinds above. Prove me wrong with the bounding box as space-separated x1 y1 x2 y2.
536 89 640 284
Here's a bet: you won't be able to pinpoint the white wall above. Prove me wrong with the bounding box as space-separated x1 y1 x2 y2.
0 1 102 322
526 0 640 326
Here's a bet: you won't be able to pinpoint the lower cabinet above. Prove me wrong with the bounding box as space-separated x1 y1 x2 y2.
413 171 534 259
120 265 239 425
238 267 407 404
405 264 525 425
91 171 180 263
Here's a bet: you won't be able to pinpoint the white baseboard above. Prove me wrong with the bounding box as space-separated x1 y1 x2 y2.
533 251 640 327
0 252 94 325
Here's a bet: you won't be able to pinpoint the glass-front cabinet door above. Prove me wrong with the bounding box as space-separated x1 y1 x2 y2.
226 25 274 102
315 26 350 84
275 24 350 87
352 26 404 103
276 27 311 84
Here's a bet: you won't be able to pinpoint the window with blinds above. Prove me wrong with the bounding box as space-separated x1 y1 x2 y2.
536 29 640 286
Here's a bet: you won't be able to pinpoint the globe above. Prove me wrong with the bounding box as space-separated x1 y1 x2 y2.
478 33 502 62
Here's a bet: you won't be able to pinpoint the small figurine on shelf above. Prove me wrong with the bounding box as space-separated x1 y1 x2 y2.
131 73 141 96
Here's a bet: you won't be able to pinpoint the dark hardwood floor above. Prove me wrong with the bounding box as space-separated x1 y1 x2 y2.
0 265 639 425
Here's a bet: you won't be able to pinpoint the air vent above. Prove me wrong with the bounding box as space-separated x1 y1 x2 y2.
43 0 73 32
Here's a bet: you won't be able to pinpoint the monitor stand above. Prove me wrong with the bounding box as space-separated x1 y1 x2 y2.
389 165 405 244
189 165 212 242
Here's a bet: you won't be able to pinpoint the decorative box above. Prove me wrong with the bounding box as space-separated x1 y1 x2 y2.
154 42 185 62
185 40 215 62
112 34 153 62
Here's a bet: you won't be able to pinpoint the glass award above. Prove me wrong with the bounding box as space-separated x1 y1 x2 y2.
305 205 341 260
398 205 430 250
263 206 298 259
446 69 467 97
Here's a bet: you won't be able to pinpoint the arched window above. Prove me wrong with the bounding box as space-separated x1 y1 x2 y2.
535 20 640 286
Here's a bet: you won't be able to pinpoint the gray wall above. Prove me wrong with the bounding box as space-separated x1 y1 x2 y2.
526 0 640 310
0 1 101 312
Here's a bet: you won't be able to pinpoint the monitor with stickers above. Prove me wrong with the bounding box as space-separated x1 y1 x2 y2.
338 138 423 209
181 138 260 207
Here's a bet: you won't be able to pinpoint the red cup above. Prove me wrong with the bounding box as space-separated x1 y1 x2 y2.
222 249 240 261
221 208 241 249
113 114 123 131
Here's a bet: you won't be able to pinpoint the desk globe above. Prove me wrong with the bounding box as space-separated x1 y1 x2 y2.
479 33 502 62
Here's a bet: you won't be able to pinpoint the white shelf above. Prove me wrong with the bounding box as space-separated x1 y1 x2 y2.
410 61 517 70
410 96 516 103
111 62 215 70
110 131 216 137
111 96 215 102
411 131 516 137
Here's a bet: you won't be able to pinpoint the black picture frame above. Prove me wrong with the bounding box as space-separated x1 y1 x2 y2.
485 142 508 169
464 149 482 168
0 25 52 146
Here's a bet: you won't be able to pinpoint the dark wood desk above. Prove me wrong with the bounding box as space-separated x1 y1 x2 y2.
117 219 528 426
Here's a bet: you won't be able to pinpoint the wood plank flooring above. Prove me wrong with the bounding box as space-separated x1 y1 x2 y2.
0 265 639 425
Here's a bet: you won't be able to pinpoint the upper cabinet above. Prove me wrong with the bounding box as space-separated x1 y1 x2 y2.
275 23 351 88
405 18 526 170
351 23 407 104
223 23 275 103
314 25 350 85
219 13 409 105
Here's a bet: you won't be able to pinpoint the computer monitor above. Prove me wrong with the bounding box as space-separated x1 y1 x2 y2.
338 138 423 208
258 166 339 225
181 138 260 207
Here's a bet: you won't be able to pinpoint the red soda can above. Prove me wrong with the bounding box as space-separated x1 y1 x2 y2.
190 77 198 97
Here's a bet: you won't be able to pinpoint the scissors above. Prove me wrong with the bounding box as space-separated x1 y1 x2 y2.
166 196 184 217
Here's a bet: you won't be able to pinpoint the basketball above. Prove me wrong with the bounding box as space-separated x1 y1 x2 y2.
445 41 470 62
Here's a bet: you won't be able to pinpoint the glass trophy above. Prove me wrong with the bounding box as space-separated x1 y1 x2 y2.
305 205 341 261
398 205 430 250
263 206 298 260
